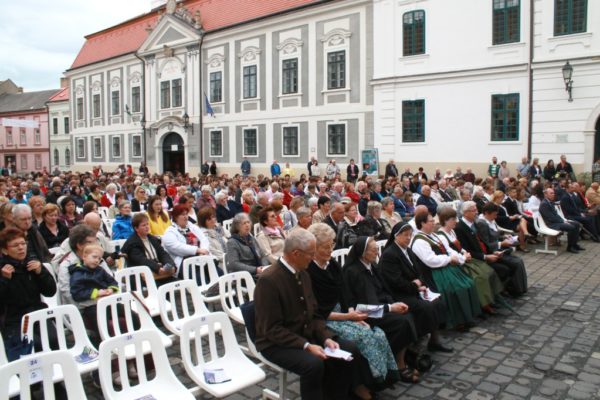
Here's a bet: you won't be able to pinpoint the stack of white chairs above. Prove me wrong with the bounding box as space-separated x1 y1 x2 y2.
115 266 170 318
98 329 194 400
0 350 87 400
181 256 222 305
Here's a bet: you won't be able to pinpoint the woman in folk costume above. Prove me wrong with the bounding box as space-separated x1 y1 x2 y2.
378 222 452 351
436 207 504 315
343 236 420 383
410 212 482 330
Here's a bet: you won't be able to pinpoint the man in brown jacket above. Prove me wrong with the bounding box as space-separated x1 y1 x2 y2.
255 229 360 400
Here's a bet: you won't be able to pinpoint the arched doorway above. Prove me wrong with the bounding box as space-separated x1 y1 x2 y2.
162 132 185 174
595 117 600 164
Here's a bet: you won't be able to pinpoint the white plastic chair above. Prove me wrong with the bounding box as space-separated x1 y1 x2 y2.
180 313 266 399
219 271 255 325
0 350 87 400
376 240 387 258
98 206 110 220
534 215 561 255
253 223 261 236
114 266 170 317
48 247 60 256
40 263 60 309
23 304 99 374
98 329 194 400
332 248 350 267
109 239 126 251
222 218 233 234
181 256 221 304
157 280 215 337
103 219 115 237
96 292 172 359
0 333 20 397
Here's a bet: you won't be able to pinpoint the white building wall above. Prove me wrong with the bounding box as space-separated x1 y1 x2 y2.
48 100 72 170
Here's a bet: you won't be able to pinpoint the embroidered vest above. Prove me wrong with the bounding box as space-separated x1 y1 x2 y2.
413 233 447 255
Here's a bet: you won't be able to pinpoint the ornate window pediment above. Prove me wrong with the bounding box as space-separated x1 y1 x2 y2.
320 28 352 47
276 38 304 55
91 81 102 92
129 72 142 84
238 46 261 62
205 53 225 68
110 77 121 88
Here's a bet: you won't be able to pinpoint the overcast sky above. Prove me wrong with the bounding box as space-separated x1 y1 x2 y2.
0 0 158 91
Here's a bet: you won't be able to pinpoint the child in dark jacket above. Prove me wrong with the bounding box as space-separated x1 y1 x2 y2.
69 244 119 345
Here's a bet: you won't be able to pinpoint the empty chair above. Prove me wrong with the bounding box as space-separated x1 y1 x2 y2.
0 350 87 400
157 280 214 337
180 312 266 399
96 292 172 359
331 248 350 267
181 256 221 304
114 266 170 317
23 304 99 374
219 271 255 324
99 329 194 400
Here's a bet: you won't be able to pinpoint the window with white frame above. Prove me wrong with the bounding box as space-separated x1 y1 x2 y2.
93 94 101 118
6 128 12 145
77 138 85 158
20 155 27 170
34 155 41 170
327 124 346 156
93 137 102 158
243 128 258 156
131 86 141 113
243 65 257 99
209 72 222 103
282 126 299 156
64 117 70 134
160 81 170 109
160 79 182 109
76 98 84 120
54 149 59 166
53 118 58 135
20 128 26 145
132 134 142 157
65 148 71 166
282 58 298 94
327 51 346 90
111 90 120 116
112 136 121 158
171 78 182 108
210 130 223 157
34 129 41 145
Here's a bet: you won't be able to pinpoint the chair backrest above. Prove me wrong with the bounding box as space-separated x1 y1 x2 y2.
239 301 261 358
114 266 158 305
48 247 61 256
0 333 7 366
181 312 245 371
103 219 114 236
157 280 210 336
332 248 350 267
96 292 156 341
181 255 220 290
222 218 233 233
23 304 94 356
375 240 387 256
98 207 110 220
253 223 261 236
109 239 126 251
0 350 87 400
98 329 186 399
219 272 255 324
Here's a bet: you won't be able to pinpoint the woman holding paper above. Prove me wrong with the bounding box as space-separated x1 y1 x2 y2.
410 213 481 330
307 223 399 394
342 236 420 383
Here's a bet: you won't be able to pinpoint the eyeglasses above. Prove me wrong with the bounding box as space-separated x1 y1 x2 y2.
7 241 27 248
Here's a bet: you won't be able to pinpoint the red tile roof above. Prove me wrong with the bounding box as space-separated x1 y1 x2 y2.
70 0 326 70
47 87 69 102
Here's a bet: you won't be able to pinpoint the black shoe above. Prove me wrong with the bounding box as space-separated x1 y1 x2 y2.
574 245 585 251
567 247 579 254
428 342 454 353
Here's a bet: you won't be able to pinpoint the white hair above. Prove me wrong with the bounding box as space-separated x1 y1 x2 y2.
461 201 477 214
215 192 228 202
283 229 316 253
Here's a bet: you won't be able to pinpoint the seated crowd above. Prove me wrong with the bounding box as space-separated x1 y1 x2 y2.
0 154 598 400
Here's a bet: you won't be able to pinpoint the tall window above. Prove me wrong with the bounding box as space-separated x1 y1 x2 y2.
403 10 425 56
34 155 41 170
20 155 27 170
131 86 141 113
402 100 425 143
243 128 258 156
111 91 120 115
327 124 346 155
112 136 121 158
210 130 223 157
20 128 26 145
93 137 102 157
243 65 257 99
210 72 222 102
282 58 298 94
161 81 170 109
132 135 142 157
6 128 12 145
493 0 520 44
76 98 84 120
65 149 71 166
327 51 346 90
77 138 85 158
93 94 101 118
282 126 299 156
491 93 519 141
171 78 182 108
64 117 70 134
554 0 587 36
53 118 58 135
54 149 59 166
34 129 41 145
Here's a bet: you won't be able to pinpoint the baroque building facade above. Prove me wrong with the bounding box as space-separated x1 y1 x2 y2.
48 86 72 171
66 0 373 176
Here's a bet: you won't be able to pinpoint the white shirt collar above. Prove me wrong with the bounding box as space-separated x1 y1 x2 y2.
461 217 474 228
280 257 298 275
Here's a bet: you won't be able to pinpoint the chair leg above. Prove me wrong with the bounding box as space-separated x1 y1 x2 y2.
535 235 558 255
261 370 288 400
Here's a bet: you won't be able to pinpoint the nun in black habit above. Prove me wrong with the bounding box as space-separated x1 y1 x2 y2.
343 236 421 383
379 222 453 352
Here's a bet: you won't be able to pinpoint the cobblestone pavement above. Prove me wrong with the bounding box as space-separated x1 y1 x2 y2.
83 240 600 399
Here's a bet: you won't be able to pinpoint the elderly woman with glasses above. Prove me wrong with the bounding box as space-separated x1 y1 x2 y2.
226 213 269 278
162 205 210 269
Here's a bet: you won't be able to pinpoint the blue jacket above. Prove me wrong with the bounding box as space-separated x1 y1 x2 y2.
68 262 118 303
112 214 134 240
241 160 251 175
270 163 281 177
